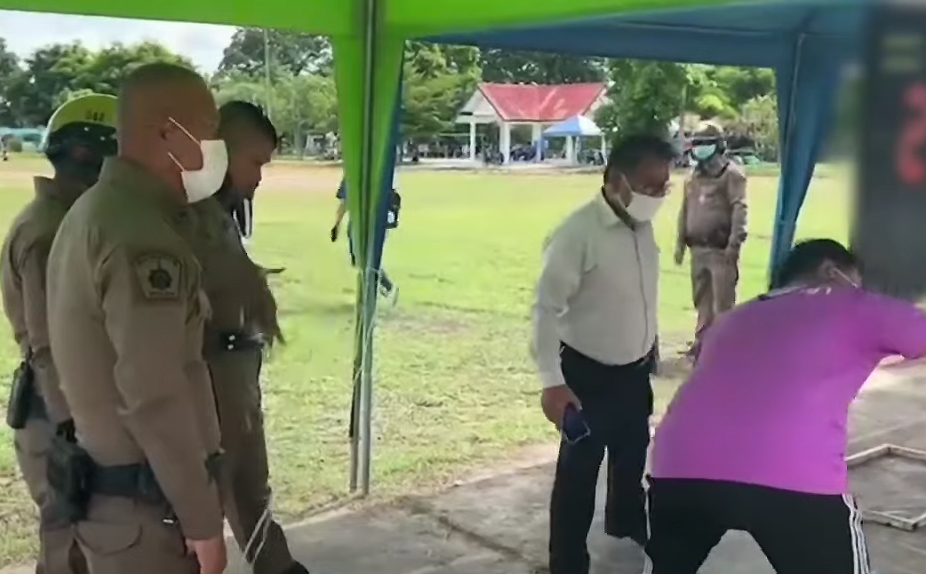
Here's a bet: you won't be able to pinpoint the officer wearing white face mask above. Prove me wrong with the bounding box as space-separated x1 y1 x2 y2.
530 134 675 574
45 63 229 574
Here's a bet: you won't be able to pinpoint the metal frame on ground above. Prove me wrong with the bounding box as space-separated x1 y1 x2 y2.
846 444 926 531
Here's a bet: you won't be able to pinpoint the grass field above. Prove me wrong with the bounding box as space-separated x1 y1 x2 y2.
0 156 851 566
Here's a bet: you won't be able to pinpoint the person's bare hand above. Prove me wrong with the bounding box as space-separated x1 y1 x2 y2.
186 536 226 574
541 385 581 429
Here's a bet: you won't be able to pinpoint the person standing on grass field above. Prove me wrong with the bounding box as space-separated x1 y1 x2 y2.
531 134 675 574
644 238 926 574
330 177 399 304
185 100 309 574
1 93 117 574
45 63 227 574
674 122 747 358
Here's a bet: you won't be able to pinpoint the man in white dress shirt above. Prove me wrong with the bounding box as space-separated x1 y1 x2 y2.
531 134 674 574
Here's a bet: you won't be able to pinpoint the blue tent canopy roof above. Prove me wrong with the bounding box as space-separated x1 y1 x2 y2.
544 115 603 137
432 1 864 66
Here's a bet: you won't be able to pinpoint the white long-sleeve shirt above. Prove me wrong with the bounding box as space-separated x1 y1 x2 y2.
531 192 659 389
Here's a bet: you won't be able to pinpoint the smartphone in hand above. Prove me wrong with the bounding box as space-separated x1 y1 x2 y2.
562 403 591 444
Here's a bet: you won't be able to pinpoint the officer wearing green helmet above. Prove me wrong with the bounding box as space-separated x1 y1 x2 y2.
674 121 748 356
1 93 117 574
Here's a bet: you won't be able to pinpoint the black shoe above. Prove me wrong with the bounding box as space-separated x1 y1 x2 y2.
282 562 311 574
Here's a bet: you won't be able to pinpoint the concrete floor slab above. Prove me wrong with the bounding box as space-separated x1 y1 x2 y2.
225 506 534 574
8 364 926 574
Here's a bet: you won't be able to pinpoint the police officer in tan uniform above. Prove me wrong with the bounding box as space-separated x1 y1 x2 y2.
45 63 228 574
185 101 307 574
1 93 116 574
674 123 747 354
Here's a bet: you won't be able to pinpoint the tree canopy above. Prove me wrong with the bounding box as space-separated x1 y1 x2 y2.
0 29 782 156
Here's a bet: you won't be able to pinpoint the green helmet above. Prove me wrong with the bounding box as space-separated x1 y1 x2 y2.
40 93 117 159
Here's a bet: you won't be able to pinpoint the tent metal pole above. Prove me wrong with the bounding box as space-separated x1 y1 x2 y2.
357 0 379 497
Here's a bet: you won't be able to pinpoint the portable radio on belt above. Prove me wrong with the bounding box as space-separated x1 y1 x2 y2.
6 351 35 430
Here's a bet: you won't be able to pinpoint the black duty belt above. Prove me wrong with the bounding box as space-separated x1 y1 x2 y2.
90 452 223 505
218 331 264 352
90 462 166 505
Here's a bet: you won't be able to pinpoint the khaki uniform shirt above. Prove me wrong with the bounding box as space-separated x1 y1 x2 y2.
676 160 748 251
184 197 276 350
46 158 223 540
0 177 81 423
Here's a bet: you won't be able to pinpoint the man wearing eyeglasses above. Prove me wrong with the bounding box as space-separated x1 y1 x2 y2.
531 134 676 574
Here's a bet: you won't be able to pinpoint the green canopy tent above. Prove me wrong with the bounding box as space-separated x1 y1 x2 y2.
0 0 742 495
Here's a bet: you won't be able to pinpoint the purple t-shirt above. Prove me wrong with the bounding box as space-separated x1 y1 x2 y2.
651 286 926 494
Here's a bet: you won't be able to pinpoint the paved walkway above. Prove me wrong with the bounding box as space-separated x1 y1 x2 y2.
5 364 926 574
228 363 926 574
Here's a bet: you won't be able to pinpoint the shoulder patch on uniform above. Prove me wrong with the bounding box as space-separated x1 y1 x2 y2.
132 253 182 300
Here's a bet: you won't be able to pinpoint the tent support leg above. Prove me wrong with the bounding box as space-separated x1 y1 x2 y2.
768 33 806 277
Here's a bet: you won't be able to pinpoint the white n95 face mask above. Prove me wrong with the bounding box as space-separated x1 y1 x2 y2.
620 174 666 222
167 117 229 204
625 192 665 222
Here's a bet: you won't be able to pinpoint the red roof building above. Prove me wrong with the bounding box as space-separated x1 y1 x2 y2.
456 82 608 163
463 82 607 123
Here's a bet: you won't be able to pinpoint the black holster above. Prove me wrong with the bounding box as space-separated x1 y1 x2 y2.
46 435 94 522
6 357 38 430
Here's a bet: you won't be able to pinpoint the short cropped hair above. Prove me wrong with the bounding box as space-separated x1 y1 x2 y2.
604 134 676 182
771 238 860 289
219 100 278 147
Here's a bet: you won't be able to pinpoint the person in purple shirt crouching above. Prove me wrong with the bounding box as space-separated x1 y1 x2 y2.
646 238 926 574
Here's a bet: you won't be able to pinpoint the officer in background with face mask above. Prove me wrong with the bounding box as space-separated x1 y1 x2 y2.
1 93 117 574
531 134 675 574
674 122 747 356
45 63 229 574
185 100 308 574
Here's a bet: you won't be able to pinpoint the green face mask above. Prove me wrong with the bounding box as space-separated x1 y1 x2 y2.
691 144 718 161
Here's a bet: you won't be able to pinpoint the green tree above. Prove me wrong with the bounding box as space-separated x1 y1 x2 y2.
400 41 479 142
4 43 95 126
596 59 688 136
0 38 21 125
480 49 606 83
219 28 331 76
737 94 779 161
213 71 338 153
711 66 776 110
685 64 737 120
4 41 191 127
83 41 192 95
402 70 474 141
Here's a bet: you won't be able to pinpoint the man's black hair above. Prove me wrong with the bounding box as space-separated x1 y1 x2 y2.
219 100 279 147
604 133 677 183
770 238 860 290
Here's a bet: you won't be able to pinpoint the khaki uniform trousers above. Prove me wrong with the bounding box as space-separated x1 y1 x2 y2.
690 247 739 338
14 417 88 574
210 348 295 574
73 495 199 574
